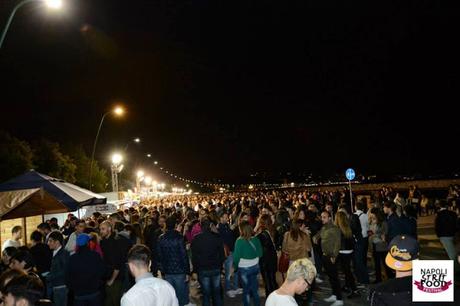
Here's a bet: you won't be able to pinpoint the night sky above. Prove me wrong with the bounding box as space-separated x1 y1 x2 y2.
0 0 459 183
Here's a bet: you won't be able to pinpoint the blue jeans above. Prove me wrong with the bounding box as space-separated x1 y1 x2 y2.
439 236 456 260
224 253 239 291
198 269 222 306
165 274 190 306
53 286 68 306
238 264 260 306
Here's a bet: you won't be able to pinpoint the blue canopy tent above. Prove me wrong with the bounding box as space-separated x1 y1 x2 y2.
0 170 106 212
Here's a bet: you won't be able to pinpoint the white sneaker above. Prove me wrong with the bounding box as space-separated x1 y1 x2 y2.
315 277 324 283
226 290 236 298
330 300 344 306
234 288 243 295
323 295 337 303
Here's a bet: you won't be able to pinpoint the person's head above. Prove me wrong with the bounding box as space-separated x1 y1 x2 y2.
2 274 44 306
321 210 332 225
37 223 50 235
29 231 43 246
238 221 253 240
335 211 352 239
198 209 207 221
295 209 306 221
257 214 273 233
49 217 58 225
369 207 384 225
385 235 419 276
383 201 396 215
47 231 64 251
109 213 121 224
158 215 167 229
75 220 86 234
165 217 176 231
355 201 366 212
1 248 18 267
289 219 305 241
99 221 113 238
284 258 317 295
219 212 229 224
127 245 151 278
11 227 22 241
113 222 125 234
0 269 26 301
325 202 333 213
9 251 34 273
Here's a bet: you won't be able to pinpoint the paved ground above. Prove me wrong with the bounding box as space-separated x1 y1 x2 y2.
189 214 457 305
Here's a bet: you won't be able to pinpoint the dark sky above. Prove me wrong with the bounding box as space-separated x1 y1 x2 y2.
0 0 459 183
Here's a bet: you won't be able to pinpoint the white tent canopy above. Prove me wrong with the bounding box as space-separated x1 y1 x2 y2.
0 188 69 220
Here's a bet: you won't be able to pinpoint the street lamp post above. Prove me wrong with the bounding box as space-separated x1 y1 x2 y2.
136 170 144 193
111 153 123 193
89 106 124 190
0 0 63 49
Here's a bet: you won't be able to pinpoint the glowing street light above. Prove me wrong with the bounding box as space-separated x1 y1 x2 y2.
0 0 64 49
111 153 123 165
134 138 141 143
154 161 158 165
45 0 62 9
137 170 145 178
146 154 152 158
144 176 152 185
89 105 125 190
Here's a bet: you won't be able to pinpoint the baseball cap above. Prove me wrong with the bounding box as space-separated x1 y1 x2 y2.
76 234 91 247
385 235 419 271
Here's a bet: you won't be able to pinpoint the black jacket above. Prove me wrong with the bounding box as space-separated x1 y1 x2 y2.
67 247 106 296
157 230 190 275
218 223 236 252
101 234 124 281
191 230 225 272
256 230 277 270
368 276 433 306
435 209 457 237
48 247 69 287
30 243 52 274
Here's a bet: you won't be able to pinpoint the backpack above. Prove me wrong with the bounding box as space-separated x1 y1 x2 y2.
350 214 363 241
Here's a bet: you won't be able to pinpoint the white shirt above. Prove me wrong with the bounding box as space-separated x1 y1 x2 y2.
65 232 78 255
121 273 178 306
354 210 369 238
266 291 298 306
2 239 20 252
53 246 62 257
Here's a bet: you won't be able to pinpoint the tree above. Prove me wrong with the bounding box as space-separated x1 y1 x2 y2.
64 145 109 193
33 139 77 183
0 131 34 182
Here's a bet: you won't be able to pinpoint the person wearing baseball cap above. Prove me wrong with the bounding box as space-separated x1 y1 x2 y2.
265 258 317 306
368 235 432 306
67 233 106 306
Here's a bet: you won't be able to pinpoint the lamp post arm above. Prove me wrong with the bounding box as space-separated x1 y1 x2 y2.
89 111 109 190
0 0 38 49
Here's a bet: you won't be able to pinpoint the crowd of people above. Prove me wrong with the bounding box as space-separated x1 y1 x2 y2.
0 185 459 306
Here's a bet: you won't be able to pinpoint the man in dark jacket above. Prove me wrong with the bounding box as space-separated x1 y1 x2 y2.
368 235 432 306
113 221 134 292
47 231 70 306
100 221 124 306
29 230 52 276
191 218 225 306
157 217 194 306
68 234 106 306
435 200 458 260
217 211 241 297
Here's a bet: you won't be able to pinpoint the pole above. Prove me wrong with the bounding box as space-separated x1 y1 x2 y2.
349 180 354 213
0 0 37 49
111 164 119 193
89 112 108 191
